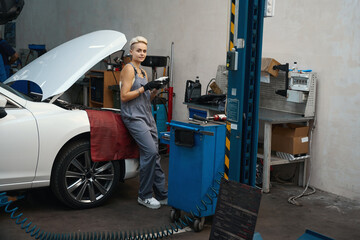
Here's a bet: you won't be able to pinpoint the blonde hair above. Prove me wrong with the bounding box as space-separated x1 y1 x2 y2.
129 36 148 49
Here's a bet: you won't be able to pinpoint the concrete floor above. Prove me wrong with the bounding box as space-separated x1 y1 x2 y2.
1 154 360 240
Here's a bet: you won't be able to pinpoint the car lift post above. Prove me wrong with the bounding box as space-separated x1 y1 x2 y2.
225 0 265 185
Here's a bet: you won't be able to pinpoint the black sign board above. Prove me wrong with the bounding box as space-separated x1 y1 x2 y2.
209 178 262 240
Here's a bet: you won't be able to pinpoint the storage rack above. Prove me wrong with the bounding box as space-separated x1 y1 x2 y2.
88 70 120 108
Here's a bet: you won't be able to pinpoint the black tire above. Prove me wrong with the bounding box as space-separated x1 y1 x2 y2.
51 139 120 209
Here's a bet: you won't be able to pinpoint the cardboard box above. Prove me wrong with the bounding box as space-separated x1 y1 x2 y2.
271 124 309 155
261 58 281 77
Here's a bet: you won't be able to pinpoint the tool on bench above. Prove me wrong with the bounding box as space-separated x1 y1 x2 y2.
191 114 226 125
188 115 207 125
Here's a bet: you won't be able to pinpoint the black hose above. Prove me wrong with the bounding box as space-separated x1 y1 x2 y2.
206 78 216 95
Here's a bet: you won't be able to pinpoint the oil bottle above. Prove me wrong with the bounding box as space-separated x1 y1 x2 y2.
185 76 201 102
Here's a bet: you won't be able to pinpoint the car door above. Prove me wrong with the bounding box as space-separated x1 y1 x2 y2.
0 94 39 191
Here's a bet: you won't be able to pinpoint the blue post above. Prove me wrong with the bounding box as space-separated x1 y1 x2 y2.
226 0 265 185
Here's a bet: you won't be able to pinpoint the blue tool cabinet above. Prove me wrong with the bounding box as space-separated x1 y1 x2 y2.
151 103 167 139
168 120 225 219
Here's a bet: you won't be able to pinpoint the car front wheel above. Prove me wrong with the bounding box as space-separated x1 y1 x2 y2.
51 139 120 209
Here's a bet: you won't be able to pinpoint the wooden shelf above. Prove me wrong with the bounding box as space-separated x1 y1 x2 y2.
88 70 120 108
89 100 103 106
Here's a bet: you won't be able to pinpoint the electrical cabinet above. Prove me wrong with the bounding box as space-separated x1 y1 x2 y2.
88 70 120 108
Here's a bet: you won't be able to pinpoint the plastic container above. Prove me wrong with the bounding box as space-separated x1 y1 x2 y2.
184 76 202 102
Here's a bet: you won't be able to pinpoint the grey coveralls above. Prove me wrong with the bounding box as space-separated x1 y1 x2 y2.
120 63 168 201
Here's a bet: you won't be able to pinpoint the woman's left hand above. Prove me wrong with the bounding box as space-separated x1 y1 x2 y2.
150 89 158 100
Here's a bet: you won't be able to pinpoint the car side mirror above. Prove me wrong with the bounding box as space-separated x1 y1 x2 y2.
0 95 7 119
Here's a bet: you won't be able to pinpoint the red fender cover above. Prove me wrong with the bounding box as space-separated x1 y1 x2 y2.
85 109 139 161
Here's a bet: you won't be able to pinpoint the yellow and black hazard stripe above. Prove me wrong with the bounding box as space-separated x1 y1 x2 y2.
224 122 231 180
229 0 236 51
225 0 235 180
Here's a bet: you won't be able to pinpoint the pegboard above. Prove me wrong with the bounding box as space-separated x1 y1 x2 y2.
259 72 317 117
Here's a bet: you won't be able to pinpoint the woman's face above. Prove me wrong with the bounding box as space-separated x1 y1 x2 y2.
130 42 147 63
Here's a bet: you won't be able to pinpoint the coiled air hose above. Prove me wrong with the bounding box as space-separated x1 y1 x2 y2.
0 172 224 240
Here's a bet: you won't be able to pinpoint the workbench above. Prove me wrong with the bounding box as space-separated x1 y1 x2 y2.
182 104 314 193
258 108 314 193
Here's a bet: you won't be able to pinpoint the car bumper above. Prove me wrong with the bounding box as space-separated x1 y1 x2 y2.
124 158 139 179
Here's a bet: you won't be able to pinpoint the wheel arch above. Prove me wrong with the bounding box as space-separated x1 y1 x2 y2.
50 132 89 184
50 133 126 185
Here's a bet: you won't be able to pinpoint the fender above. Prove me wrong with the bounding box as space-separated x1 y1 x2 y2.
25 101 90 187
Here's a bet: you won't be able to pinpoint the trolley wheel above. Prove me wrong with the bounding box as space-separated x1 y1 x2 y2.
170 208 181 222
193 217 205 232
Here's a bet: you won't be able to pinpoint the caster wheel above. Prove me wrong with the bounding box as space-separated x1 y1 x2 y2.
170 208 181 222
193 217 205 232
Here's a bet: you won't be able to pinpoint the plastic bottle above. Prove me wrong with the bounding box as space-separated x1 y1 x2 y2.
185 76 202 102
195 76 200 83
292 62 298 73
191 76 201 100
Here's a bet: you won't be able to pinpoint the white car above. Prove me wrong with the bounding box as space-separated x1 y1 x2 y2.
0 30 139 209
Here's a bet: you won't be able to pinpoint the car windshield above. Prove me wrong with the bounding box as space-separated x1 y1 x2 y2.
0 81 34 101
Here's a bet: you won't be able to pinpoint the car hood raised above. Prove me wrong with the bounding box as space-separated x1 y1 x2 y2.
5 30 127 101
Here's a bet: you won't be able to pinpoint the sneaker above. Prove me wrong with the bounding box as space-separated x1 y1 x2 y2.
158 198 168 205
137 197 161 209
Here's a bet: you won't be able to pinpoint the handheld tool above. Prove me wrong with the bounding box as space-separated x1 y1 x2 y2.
192 114 225 125
188 117 207 125
154 76 169 84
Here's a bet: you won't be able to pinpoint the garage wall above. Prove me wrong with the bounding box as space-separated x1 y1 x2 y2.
261 0 360 201
14 0 360 200
14 0 229 121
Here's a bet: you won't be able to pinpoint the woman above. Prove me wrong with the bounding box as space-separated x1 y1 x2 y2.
120 36 168 209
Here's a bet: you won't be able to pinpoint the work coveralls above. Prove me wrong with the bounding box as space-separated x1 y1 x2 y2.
120 63 168 201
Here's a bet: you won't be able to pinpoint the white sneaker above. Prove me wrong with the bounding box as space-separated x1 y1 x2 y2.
158 198 168 205
137 197 161 209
